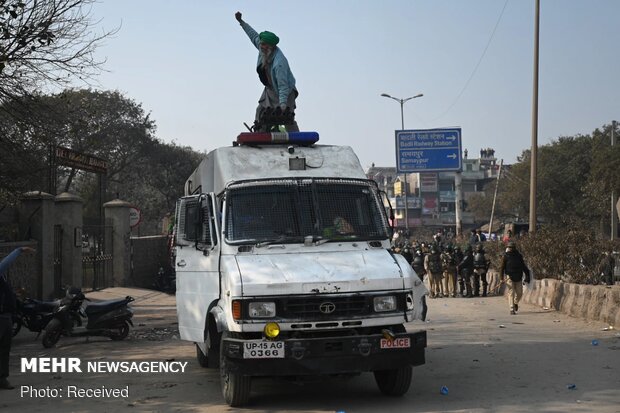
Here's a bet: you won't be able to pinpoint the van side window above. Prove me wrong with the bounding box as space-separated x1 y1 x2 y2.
184 200 199 241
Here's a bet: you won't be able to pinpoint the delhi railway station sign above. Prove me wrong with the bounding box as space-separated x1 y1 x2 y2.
395 128 462 173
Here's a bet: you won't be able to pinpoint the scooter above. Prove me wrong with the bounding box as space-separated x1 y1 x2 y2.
41 287 134 348
12 295 60 337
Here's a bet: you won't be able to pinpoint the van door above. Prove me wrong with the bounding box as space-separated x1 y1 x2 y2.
175 193 220 343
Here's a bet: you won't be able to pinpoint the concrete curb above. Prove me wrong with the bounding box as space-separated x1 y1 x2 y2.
488 271 620 326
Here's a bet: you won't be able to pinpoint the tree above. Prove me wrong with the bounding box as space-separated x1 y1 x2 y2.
0 0 115 103
491 123 620 232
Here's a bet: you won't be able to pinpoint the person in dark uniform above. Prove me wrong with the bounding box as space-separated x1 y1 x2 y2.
499 241 530 315
457 245 474 297
597 251 615 286
0 246 35 390
412 247 426 281
453 245 464 296
473 243 490 297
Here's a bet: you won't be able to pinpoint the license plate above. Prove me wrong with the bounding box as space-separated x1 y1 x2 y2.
243 340 285 359
380 337 411 349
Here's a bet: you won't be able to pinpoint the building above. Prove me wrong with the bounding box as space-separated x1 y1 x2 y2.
366 148 500 231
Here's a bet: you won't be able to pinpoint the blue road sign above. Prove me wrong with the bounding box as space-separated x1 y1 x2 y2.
395 128 462 172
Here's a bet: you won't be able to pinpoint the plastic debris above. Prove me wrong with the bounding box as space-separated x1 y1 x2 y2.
591 339 599 346
542 306 550 310
602 326 614 331
567 384 577 390
440 386 449 395
498 325 506 328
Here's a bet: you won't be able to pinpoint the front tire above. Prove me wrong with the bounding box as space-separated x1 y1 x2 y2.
220 332 251 407
374 365 413 396
41 318 62 348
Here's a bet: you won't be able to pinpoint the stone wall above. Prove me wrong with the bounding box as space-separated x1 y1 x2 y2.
522 279 620 326
488 270 620 326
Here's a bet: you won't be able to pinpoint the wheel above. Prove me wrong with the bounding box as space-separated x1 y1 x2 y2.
373 365 413 396
110 321 130 341
196 330 220 368
373 324 412 396
220 332 251 407
41 318 62 348
12 317 22 337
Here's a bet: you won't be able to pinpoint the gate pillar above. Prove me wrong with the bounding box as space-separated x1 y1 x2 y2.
55 193 83 290
104 199 131 286
19 191 55 299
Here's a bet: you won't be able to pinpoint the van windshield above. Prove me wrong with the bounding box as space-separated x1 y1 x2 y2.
225 178 389 244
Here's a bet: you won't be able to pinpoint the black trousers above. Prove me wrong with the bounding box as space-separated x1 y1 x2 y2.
0 315 12 379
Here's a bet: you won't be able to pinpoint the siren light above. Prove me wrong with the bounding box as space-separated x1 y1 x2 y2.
236 131 319 146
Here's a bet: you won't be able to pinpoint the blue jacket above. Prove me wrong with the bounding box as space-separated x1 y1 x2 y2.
240 21 296 106
0 248 22 280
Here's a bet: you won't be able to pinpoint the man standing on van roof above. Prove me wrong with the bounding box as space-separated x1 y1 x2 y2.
235 11 299 132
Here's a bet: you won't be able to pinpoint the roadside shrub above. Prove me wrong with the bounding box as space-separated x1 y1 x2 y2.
488 226 619 284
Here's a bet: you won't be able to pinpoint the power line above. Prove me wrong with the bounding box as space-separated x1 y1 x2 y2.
429 0 510 123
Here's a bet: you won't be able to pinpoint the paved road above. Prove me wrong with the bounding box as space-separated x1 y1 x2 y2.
3 288 619 412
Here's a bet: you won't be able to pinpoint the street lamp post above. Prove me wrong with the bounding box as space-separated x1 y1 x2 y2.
381 93 423 232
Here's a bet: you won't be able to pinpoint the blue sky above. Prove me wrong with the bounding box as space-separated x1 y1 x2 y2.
89 0 619 168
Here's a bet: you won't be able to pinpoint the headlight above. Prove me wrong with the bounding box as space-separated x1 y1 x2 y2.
248 302 276 318
373 296 397 312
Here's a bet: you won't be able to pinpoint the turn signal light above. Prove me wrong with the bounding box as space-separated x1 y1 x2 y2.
232 300 242 320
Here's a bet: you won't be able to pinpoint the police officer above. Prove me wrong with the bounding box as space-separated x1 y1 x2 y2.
473 243 490 297
441 245 457 297
412 247 426 281
499 241 530 315
401 242 414 265
424 245 444 298
453 245 464 296
457 245 474 298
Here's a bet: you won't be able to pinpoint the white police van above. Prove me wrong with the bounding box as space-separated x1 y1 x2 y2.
174 131 428 406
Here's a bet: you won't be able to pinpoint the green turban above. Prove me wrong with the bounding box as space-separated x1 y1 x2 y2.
259 31 279 46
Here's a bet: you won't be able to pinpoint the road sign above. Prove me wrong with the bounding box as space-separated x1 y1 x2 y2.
129 206 142 228
395 128 462 173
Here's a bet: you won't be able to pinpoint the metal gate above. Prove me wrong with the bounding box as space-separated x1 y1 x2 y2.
82 224 113 290
53 224 63 296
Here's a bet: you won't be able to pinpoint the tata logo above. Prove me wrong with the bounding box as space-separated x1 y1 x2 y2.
319 302 336 314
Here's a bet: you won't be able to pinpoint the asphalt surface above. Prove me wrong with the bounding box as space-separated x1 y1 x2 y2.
2 287 619 413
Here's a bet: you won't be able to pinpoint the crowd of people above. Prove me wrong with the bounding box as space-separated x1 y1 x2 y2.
392 227 533 316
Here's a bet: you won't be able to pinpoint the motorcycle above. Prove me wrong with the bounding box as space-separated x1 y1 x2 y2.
41 287 134 348
12 295 60 337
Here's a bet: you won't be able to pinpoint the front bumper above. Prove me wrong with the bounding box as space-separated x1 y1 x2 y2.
221 330 426 376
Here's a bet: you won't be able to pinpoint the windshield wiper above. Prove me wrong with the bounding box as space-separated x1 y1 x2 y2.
255 235 298 248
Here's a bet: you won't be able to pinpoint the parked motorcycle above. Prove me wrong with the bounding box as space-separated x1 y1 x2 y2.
41 287 134 348
12 295 60 337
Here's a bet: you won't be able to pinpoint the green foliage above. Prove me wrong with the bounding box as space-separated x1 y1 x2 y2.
476 123 620 231
487 226 619 284
0 89 204 234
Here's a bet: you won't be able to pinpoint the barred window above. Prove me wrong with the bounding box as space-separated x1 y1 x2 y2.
225 179 388 244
